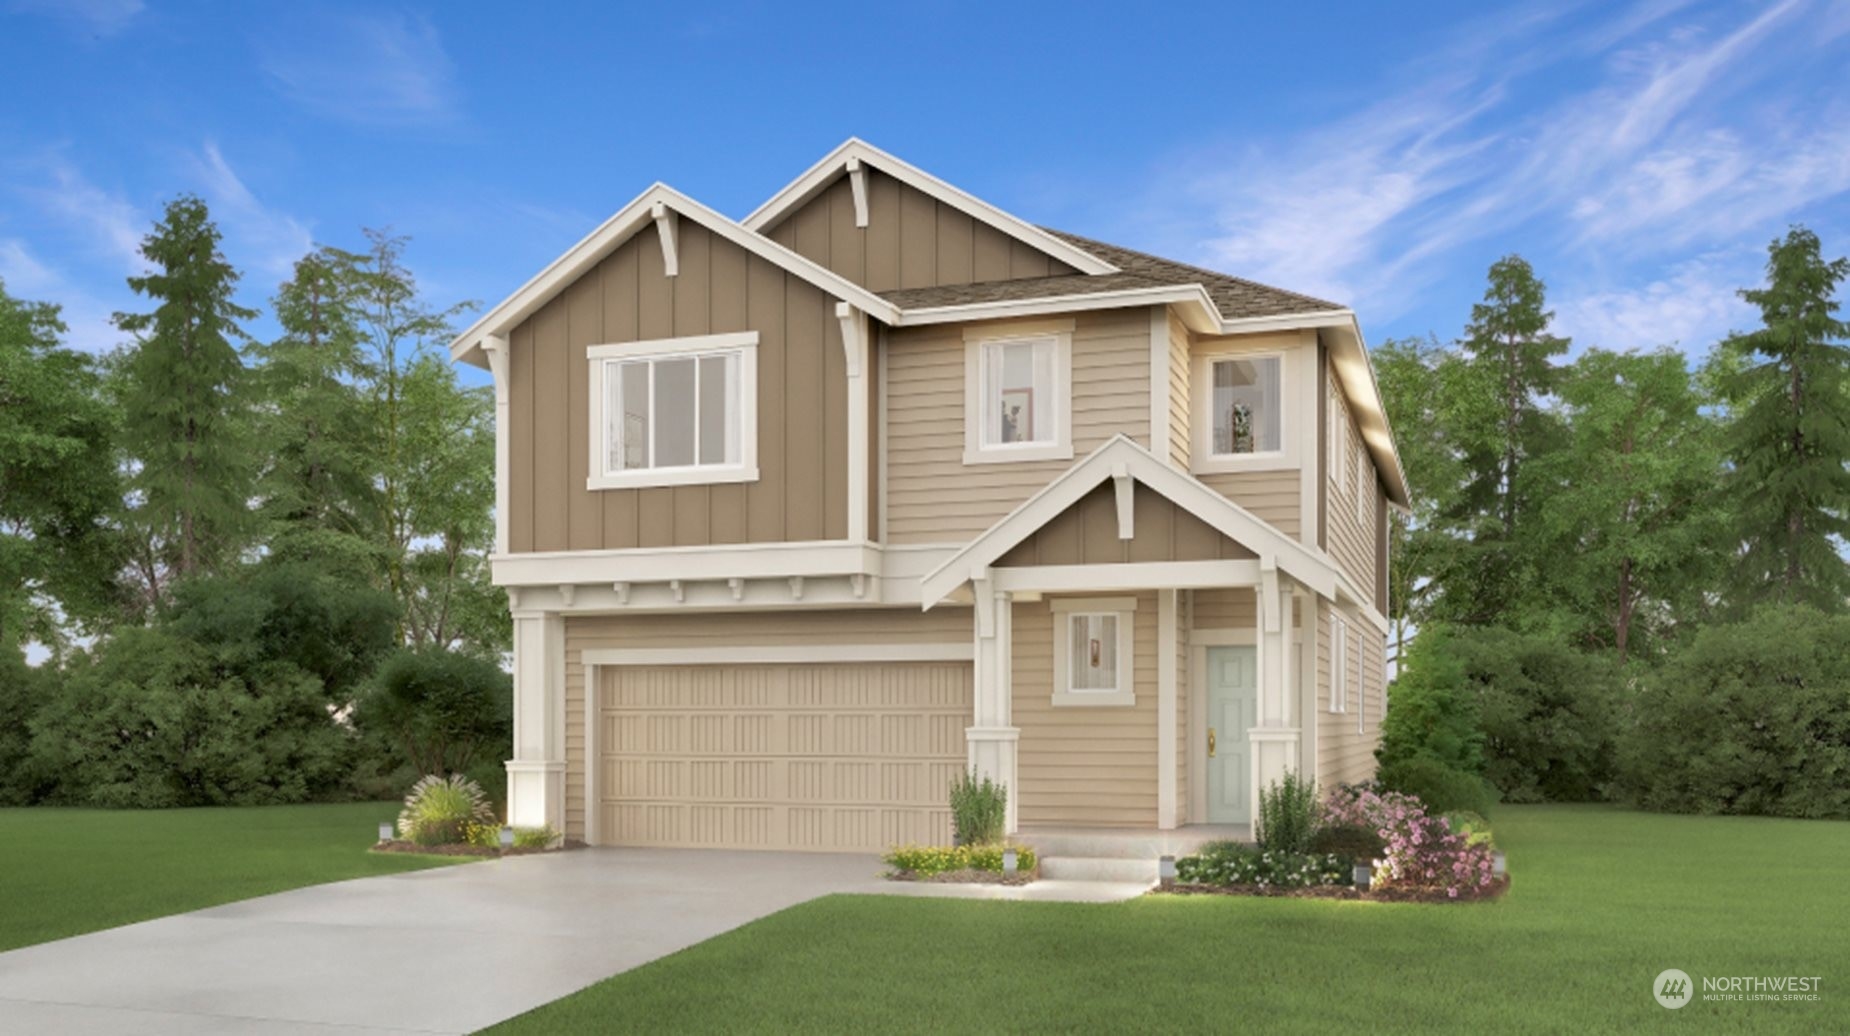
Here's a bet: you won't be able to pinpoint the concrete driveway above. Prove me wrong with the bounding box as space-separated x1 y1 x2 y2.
0 849 887 1035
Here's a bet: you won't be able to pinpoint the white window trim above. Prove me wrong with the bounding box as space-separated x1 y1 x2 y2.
1051 595 1136 707
1330 615 1348 714
1329 386 1346 485
1355 442 1370 524
1355 628 1367 735
963 325 1074 466
1191 340 1310 475
585 332 760 491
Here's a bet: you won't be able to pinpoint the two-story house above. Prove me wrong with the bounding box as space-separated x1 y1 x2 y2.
449 140 1409 852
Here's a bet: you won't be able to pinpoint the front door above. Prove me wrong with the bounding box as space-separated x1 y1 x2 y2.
1205 645 1258 825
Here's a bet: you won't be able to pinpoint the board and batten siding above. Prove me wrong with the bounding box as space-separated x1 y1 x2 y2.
763 168 1079 292
996 483 1255 567
884 308 1154 545
560 607 972 841
506 220 854 554
1012 593 1159 827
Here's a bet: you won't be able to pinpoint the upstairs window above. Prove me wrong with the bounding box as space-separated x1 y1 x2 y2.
964 324 1073 465
586 332 759 490
1209 356 1281 456
1330 616 1348 714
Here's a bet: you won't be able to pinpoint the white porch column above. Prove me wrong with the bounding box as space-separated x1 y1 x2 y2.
1250 559 1302 819
967 576 1020 834
506 607 566 832
1157 588 1180 830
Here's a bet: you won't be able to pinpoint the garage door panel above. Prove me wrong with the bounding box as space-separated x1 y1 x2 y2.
597 662 971 851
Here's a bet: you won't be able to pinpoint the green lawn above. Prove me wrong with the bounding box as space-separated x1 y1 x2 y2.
490 806 1850 1033
0 802 460 953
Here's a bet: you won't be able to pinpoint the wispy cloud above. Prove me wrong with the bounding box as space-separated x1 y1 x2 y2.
0 237 125 354
11 153 146 272
258 12 460 128
8 0 143 37
1133 0 1847 345
184 141 314 280
1555 250 1757 351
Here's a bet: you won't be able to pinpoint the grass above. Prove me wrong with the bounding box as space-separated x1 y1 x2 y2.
0 802 462 953
489 806 1850 1033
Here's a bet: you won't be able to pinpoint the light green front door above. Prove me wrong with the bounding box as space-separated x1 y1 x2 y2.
1205 645 1257 825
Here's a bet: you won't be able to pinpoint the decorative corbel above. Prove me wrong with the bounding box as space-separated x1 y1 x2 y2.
1259 556 1282 634
612 581 630 606
846 156 869 228
651 200 678 277
788 576 805 601
557 584 576 607
729 577 745 601
834 302 864 379
669 579 685 604
1112 464 1135 540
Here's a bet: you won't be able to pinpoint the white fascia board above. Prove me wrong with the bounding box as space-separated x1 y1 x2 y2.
895 285 1217 329
492 540 880 586
919 435 1338 606
581 642 973 666
450 183 899 368
1318 316 1411 510
992 560 1260 594
741 138 1118 276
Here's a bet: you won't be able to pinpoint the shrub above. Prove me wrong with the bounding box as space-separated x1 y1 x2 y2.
359 649 512 779
1449 628 1619 802
29 626 352 807
883 843 1036 876
1307 822 1386 863
398 773 495 845
1377 629 1485 779
1378 755 1498 817
513 825 558 849
1444 811 1495 848
1620 605 1850 819
948 770 1007 846
1174 841 1350 888
1255 770 1319 853
1323 785 1496 897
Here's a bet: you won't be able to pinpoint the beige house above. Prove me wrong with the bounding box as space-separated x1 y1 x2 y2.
450 140 1408 852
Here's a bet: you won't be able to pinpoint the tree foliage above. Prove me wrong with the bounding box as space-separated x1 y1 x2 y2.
358 649 511 778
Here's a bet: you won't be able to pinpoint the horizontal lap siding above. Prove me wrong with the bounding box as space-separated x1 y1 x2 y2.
1012 594 1159 827
1197 471 1301 539
885 308 1154 544
561 608 972 841
764 170 1079 292
1167 312 1190 467
1317 601 1381 790
507 222 848 553
1328 367 1378 598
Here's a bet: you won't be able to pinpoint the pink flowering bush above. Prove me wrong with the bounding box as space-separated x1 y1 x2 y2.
1323 784 1497 898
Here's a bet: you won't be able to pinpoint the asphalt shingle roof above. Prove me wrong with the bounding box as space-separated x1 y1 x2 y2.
875 229 1345 320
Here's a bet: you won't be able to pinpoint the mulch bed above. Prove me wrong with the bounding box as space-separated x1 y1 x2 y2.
371 839 585 858
886 867 1038 886
1160 875 1510 904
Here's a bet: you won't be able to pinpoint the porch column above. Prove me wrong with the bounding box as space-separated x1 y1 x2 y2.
506 607 566 832
1157 588 1180 830
967 576 1020 834
1250 559 1302 819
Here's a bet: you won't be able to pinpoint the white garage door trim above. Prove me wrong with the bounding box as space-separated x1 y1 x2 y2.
582 642 975 848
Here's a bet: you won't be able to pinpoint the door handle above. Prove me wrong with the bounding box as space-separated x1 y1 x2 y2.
1208 727 1217 758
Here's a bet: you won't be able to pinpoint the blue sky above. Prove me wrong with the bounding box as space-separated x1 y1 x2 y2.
3 0 1848 386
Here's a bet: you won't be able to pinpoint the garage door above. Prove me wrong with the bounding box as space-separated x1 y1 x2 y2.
597 662 972 851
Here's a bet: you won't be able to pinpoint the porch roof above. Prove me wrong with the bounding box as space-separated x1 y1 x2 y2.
920 435 1339 606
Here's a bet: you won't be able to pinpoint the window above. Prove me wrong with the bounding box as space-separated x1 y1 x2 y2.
1356 629 1367 735
964 326 1073 464
1052 597 1136 706
1356 443 1370 523
1209 356 1281 455
1330 616 1348 714
1328 387 1345 482
586 332 758 490
1192 347 1297 474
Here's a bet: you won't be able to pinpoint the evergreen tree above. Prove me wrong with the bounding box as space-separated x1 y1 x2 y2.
1722 226 1850 609
251 248 380 558
0 279 121 653
1437 256 1569 627
112 196 257 593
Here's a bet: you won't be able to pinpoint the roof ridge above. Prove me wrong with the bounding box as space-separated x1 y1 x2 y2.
1041 227 1344 312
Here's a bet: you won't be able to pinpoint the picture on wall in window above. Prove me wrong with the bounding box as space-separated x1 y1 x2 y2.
999 386 1035 444
1088 632 1102 669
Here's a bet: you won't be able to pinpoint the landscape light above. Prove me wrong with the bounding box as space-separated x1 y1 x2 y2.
499 826 515 850
1158 855 1177 889
1353 862 1373 891
378 822 393 843
1002 848 1018 875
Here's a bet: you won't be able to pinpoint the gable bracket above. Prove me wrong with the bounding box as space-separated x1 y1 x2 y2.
846 156 869 228
834 302 864 378
1112 464 1134 541
651 201 679 277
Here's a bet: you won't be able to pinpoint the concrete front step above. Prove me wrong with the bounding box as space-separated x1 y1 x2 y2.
1039 856 1159 883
